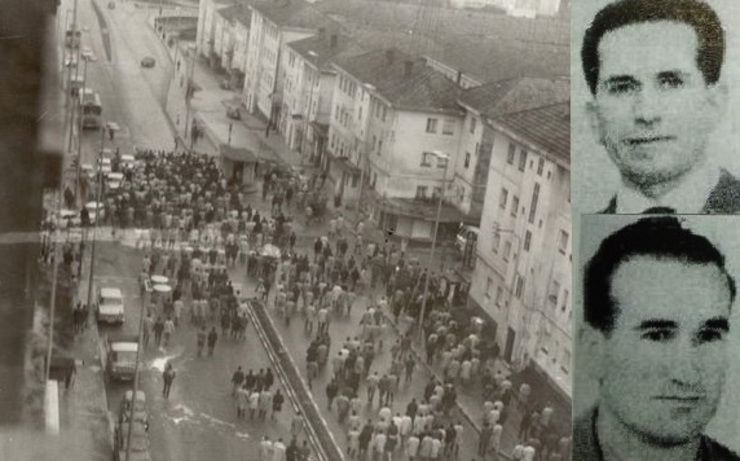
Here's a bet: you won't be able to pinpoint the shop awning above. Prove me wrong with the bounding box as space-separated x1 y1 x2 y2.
220 144 257 163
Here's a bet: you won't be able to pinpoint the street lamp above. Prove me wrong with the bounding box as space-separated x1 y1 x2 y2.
417 150 450 339
84 125 108 317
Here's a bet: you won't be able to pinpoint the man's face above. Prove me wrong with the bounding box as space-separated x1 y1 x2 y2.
588 21 725 191
595 256 731 444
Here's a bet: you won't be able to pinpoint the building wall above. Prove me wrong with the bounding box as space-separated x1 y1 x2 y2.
195 0 210 56
451 110 484 216
232 21 250 73
469 123 571 397
424 56 482 90
370 110 461 201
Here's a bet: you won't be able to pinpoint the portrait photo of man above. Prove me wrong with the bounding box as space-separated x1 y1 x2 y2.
572 0 740 214
574 215 740 460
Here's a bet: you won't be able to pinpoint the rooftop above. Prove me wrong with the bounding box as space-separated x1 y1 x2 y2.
216 4 253 27
251 0 340 32
333 48 463 114
288 32 366 71
459 76 569 118
494 102 570 165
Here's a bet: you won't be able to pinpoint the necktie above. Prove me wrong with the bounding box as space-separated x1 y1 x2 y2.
642 206 676 214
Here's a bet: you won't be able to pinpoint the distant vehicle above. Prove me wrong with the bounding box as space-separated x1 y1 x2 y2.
96 286 124 324
113 420 150 461
119 390 149 426
69 75 85 97
120 154 136 167
64 29 81 48
140 56 155 68
80 89 103 129
107 172 124 191
456 225 479 253
104 334 139 381
81 46 96 62
226 106 240 120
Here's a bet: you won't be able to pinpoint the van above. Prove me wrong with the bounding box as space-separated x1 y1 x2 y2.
96 287 124 324
104 334 139 381
456 225 479 253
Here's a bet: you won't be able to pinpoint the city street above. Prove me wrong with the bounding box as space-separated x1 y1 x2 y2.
49 1 553 461
55 0 307 460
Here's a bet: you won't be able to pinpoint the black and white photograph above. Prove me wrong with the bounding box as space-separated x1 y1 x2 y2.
574 214 740 460
572 0 740 214
2 0 571 460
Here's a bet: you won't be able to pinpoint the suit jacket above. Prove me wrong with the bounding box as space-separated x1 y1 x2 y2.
600 169 740 214
574 407 740 460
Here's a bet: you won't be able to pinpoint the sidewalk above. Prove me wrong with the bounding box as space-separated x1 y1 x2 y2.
56 256 114 461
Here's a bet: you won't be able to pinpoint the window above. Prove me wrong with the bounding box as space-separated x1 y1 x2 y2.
351 173 359 188
518 150 527 172
432 186 442 199
421 152 433 167
381 106 387 122
561 289 569 313
559 230 569 254
377 140 383 155
492 231 500 252
331 133 336 150
503 241 512 261
442 119 454 135
523 230 532 251
485 277 493 299
507 143 515 164
549 280 560 308
537 157 545 176
495 287 504 306
426 118 438 133
437 156 448 169
511 196 519 217
499 188 508 209
415 186 427 199
464 152 471 168
470 116 477 134
372 135 377 151
528 183 540 224
515 275 525 299
335 105 340 121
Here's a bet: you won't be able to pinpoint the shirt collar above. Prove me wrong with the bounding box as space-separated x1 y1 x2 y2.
616 162 721 214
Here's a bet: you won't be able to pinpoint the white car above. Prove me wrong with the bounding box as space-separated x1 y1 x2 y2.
85 201 105 224
96 287 124 324
107 172 124 190
120 154 136 167
456 225 479 253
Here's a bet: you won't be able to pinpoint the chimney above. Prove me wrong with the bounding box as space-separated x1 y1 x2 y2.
330 34 338 49
404 60 413 77
385 49 395 65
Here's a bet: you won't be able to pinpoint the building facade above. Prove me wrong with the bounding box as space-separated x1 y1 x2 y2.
468 101 571 397
243 1 336 124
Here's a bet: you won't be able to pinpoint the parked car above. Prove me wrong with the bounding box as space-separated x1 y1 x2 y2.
226 106 240 120
119 390 149 427
140 56 155 68
104 334 139 381
96 287 124 324
113 420 150 461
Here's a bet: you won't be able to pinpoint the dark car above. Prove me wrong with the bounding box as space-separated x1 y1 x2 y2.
226 106 241 120
140 56 155 68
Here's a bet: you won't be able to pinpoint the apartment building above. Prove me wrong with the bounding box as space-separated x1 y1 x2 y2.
468 101 571 397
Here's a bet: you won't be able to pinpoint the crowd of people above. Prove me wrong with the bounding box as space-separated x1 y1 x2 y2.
49 145 570 461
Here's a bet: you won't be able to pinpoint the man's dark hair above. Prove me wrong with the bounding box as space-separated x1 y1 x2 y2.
584 216 736 332
582 0 724 94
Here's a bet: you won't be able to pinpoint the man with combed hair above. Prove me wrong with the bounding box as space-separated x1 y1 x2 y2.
582 0 740 213
577 216 740 460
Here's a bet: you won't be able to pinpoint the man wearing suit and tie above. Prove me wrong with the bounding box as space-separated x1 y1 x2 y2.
582 0 740 214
